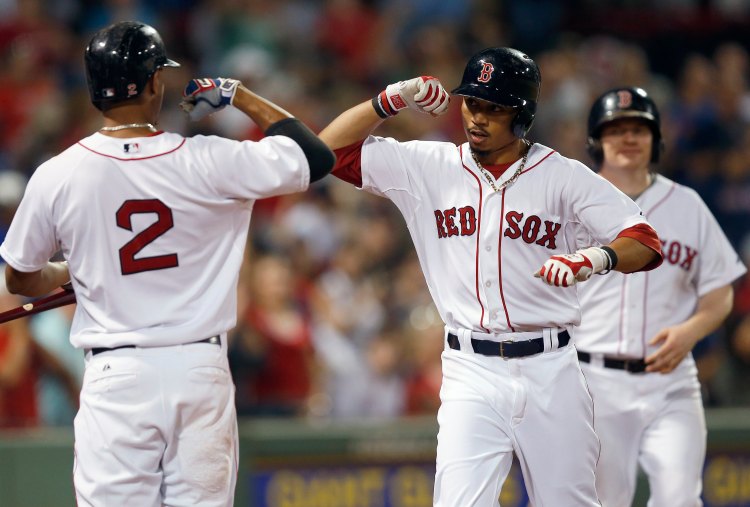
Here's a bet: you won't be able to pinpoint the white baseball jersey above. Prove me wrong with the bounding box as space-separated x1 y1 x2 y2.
571 174 745 507
339 136 656 507
573 173 746 360
358 137 650 333
0 131 309 349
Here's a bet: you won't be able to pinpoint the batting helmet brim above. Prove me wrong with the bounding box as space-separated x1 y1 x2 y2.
451 83 533 109
590 110 657 136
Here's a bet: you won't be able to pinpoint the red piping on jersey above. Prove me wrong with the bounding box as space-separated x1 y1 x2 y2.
460 145 489 333
519 148 556 174
498 188 515 332
644 180 676 217
617 276 627 355
77 138 186 161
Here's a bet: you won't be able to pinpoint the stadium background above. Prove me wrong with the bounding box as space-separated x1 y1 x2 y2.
0 0 748 505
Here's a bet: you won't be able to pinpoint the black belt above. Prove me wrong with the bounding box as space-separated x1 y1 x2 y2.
91 335 221 356
577 351 647 373
447 330 570 358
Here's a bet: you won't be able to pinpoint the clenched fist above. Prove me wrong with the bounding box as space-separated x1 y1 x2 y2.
180 78 241 121
535 246 610 287
373 76 450 117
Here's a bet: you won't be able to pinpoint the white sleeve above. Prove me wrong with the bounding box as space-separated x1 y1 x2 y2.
693 196 747 296
360 136 421 199
565 162 648 244
0 169 59 272
196 135 310 200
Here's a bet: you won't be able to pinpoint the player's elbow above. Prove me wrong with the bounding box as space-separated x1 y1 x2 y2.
307 143 337 183
264 118 337 183
4 266 37 296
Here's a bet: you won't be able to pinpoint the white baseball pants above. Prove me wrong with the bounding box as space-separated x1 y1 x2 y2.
580 360 705 507
73 338 238 507
434 340 601 507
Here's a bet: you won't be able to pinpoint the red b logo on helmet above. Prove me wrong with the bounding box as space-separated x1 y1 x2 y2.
478 62 494 83
617 90 632 108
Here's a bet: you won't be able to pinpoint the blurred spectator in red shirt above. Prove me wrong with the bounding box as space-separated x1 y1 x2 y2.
229 255 321 417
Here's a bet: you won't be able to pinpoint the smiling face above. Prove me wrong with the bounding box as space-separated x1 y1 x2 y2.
599 118 653 172
460 97 520 162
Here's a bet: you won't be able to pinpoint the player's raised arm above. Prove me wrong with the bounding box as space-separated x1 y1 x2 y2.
319 76 450 150
180 78 335 182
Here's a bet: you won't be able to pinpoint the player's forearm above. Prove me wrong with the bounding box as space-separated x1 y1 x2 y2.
5 262 70 297
231 85 294 131
607 237 661 273
681 285 734 340
319 101 385 150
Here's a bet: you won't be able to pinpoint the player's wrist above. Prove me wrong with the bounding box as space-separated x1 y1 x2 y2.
577 246 609 275
219 78 240 106
599 246 618 273
372 89 399 118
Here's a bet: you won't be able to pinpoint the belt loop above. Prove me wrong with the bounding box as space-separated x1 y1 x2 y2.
458 328 472 351
542 328 559 352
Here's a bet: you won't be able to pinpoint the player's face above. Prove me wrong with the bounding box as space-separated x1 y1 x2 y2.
600 118 653 171
461 97 517 156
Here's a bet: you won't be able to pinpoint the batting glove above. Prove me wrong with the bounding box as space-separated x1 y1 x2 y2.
534 246 609 287
372 76 450 118
180 78 241 121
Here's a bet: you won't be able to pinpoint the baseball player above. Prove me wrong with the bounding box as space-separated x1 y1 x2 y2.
318 47 663 507
572 87 746 507
0 21 334 506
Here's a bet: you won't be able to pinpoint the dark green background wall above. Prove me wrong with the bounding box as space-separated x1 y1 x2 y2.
1 410 749 507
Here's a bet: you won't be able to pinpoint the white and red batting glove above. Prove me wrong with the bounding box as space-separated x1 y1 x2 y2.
180 78 240 121
373 76 450 117
534 246 610 287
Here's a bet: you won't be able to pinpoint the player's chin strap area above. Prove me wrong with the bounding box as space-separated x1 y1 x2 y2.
446 328 570 358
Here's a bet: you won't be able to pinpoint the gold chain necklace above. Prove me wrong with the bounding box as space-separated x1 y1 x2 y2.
471 140 532 192
100 123 156 132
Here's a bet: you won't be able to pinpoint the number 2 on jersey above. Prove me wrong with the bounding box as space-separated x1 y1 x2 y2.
116 199 179 275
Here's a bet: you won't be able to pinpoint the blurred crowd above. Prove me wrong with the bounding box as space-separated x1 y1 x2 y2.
0 0 748 427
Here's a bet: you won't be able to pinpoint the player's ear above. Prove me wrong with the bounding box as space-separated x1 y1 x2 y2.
147 69 163 96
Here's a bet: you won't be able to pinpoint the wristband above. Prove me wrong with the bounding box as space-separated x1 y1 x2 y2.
601 246 618 272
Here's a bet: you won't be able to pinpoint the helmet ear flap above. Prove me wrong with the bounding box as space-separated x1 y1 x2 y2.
651 137 665 164
512 105 536 138
586 136 603 168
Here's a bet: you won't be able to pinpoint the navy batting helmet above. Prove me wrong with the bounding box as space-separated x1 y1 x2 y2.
85 21 180 110
451 47 541 138
587 86 663 165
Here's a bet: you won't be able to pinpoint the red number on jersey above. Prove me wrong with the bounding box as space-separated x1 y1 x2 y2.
116 199 179 275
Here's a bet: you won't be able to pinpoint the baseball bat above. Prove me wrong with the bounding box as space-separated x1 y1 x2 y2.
0 286 77 325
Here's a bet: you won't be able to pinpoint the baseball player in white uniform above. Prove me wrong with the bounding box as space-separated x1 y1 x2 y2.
573 86 746 507
319 47 663 507
0 21 334 506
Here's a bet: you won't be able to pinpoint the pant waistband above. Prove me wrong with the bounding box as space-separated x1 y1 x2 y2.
447 330 570 358
577 350 647 373
89 335 221 356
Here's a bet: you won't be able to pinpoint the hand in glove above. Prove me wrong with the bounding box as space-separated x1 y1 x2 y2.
180 78 241 121
534 246 611 287
372 76 450 118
